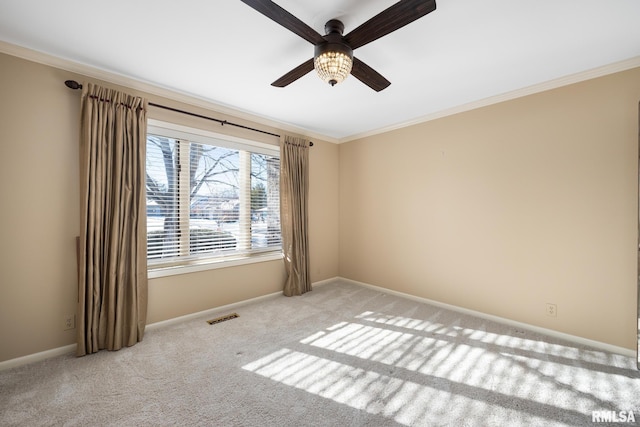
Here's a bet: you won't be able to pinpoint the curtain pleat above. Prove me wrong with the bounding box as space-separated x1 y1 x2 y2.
77 83 148 356
280 136 311 296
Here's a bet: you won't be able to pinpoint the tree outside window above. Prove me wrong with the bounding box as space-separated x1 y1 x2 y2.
146 134 280 264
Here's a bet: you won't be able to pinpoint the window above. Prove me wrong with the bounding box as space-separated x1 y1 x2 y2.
146 120 281 275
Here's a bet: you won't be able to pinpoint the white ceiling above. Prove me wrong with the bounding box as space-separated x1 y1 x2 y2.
1 0 639 142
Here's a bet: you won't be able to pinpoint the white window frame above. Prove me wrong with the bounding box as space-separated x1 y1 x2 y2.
146 119 282 278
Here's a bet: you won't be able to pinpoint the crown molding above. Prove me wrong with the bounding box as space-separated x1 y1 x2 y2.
0 40 339 145
339 55 640 143
2 40 637 146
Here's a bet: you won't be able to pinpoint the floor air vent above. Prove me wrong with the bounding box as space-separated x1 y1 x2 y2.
207 313 239 325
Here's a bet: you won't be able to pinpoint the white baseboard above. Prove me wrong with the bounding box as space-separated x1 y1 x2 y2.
0 277 339 371
146 290 283 331
0 344 77 372
2 276 634 371
339 277 636 358
312 276 340 288
147 276 338 331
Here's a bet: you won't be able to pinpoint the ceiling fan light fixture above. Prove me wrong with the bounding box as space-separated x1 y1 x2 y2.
314 51 353 86
314 40 353 87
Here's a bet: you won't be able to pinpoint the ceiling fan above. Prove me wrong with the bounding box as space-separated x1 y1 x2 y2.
240 0 437 92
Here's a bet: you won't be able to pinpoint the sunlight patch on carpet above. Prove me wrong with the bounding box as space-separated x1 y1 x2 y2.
241 310 637 426
242 348 459 426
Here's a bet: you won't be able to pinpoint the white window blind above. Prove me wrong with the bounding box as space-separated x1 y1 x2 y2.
146 121 281 270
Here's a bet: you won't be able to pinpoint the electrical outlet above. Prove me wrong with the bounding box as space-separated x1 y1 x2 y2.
64 314 75 331
545 303 557 317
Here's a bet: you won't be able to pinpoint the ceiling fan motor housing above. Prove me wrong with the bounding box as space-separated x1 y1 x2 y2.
314 19 354 86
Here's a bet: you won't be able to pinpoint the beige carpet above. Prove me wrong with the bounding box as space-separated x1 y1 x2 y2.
1 280 639 426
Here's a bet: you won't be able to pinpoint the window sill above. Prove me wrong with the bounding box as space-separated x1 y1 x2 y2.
148 252 283 279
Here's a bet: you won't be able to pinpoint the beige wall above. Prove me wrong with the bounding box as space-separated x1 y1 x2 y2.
1 48 638 363
0 52 339 362
340 67 640 350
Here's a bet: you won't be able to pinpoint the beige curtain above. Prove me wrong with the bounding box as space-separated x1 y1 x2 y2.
77 83 148 356
280 135 311 296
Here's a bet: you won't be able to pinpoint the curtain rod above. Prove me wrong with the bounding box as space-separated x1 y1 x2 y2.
64 80 313 146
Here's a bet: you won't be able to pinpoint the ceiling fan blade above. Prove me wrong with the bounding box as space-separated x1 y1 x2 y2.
271 58 315 87
344 0 436 50
351 57 391 92
240 0 325 45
